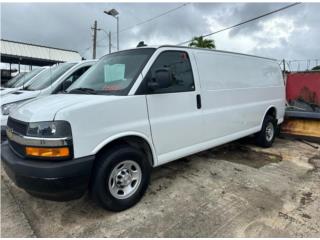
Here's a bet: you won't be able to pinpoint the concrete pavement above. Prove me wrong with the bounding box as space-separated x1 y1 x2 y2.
1 138 320 237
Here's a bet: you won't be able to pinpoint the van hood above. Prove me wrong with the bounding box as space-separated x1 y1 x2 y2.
0 87 18 96
10 94 123 123
1 90 41 105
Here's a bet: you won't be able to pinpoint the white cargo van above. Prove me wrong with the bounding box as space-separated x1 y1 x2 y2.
0 60 96 138
0 67 47 96
1 46 285 211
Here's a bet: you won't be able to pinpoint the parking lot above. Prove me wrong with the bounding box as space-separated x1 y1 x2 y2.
1 137 320 237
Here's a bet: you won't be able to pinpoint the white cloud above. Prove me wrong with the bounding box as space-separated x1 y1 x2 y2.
1 2 319 64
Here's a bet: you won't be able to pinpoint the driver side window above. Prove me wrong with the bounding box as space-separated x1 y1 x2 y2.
147 51 195 94
65 66 90 85
54 66 91 93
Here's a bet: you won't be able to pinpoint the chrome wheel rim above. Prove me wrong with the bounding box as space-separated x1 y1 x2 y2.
266 122 274 142
108 160 142 199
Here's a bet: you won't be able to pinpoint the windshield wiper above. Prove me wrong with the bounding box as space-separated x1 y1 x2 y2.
68 87 98 95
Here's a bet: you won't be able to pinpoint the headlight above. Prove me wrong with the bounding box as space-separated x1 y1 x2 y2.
27 121 72 138
25 121 73 159
1 99 31 115
2 102 19 115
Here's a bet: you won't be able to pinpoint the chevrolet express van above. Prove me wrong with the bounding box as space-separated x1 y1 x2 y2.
0 67 47 96
1 46 285 211
1 72 27 89
1 60 96 139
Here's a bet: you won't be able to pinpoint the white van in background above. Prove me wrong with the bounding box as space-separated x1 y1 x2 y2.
1 46 285 211
1 72 27 88
0 60 96 138
0 67 47 96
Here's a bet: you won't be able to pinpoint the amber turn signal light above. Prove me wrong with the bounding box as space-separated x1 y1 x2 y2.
25 147 70 158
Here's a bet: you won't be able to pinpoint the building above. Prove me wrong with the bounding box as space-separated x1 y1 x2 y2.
0 39 82 72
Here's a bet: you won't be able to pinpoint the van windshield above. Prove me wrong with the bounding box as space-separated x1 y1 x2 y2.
4 72 27 88
25 63 76 90
11 68 44 88
67 48 155 95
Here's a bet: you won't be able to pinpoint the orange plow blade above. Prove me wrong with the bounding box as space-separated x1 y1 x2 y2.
281 111 320 143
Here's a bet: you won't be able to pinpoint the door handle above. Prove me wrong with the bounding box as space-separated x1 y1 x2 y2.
196 94 202 109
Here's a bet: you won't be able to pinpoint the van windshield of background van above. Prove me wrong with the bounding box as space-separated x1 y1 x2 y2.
8 68 44 88
67 48 155 95
4 72 27 88
25 63 76 91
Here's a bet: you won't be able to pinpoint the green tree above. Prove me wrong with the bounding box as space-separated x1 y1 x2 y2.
188 36 216 49
312 65 320 71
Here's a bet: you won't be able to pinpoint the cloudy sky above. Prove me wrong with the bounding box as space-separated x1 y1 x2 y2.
1 2 320 69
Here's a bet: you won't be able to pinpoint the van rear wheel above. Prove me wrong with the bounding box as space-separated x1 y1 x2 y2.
255 115 277 148
90 145 151 211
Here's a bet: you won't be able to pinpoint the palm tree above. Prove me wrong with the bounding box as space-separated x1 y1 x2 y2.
312 65 320 71
189 36 216 49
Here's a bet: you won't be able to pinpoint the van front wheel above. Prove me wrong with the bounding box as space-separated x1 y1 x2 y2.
255 115 277 148
91 145 151 211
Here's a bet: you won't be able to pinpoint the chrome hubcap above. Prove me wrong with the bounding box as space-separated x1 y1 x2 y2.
108 160 141 199
266 122 274 142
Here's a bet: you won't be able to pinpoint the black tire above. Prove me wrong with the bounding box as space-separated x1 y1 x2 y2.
90 145 151 211
255 115 277 148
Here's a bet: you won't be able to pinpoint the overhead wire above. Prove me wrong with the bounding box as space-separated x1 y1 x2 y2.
81 2 302 58
177 2 302 45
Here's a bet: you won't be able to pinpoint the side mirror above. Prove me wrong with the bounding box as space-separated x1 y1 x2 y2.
147 68 172 91
62 79 73 91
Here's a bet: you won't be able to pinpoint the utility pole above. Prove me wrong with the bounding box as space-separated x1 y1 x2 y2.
108 31 112 54
91 20 101 59
116 16 119 51
282 59 287 85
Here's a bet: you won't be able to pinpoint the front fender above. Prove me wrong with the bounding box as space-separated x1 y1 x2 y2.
92 131 158 166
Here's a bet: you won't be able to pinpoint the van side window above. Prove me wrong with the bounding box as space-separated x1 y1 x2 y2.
147 51 195 94
54 66 91 93
65 66 91 85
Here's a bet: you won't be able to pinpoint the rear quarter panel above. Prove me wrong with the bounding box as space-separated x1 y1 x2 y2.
192 49 285 142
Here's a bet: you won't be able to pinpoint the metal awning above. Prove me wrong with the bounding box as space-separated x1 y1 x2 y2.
0 39 82 66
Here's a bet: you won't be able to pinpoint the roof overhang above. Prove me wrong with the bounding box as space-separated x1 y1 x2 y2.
0 39 82 66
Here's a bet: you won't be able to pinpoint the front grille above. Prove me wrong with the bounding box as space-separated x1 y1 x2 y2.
8 139 25 157
7 117 28 158
7 117 28 135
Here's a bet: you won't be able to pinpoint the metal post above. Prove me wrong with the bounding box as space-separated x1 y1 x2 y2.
103 9 119 51
282 59 286 85
116 16 119 51
108 31 112 53
92 20 98 59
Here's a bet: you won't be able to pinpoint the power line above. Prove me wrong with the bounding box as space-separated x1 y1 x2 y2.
117 3 190 34
100 3 190 42
178 2 302 46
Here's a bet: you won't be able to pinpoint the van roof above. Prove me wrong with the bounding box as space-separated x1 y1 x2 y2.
49 59 97 66
71 59 98 64
115 45 276 62
158 45 276 61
